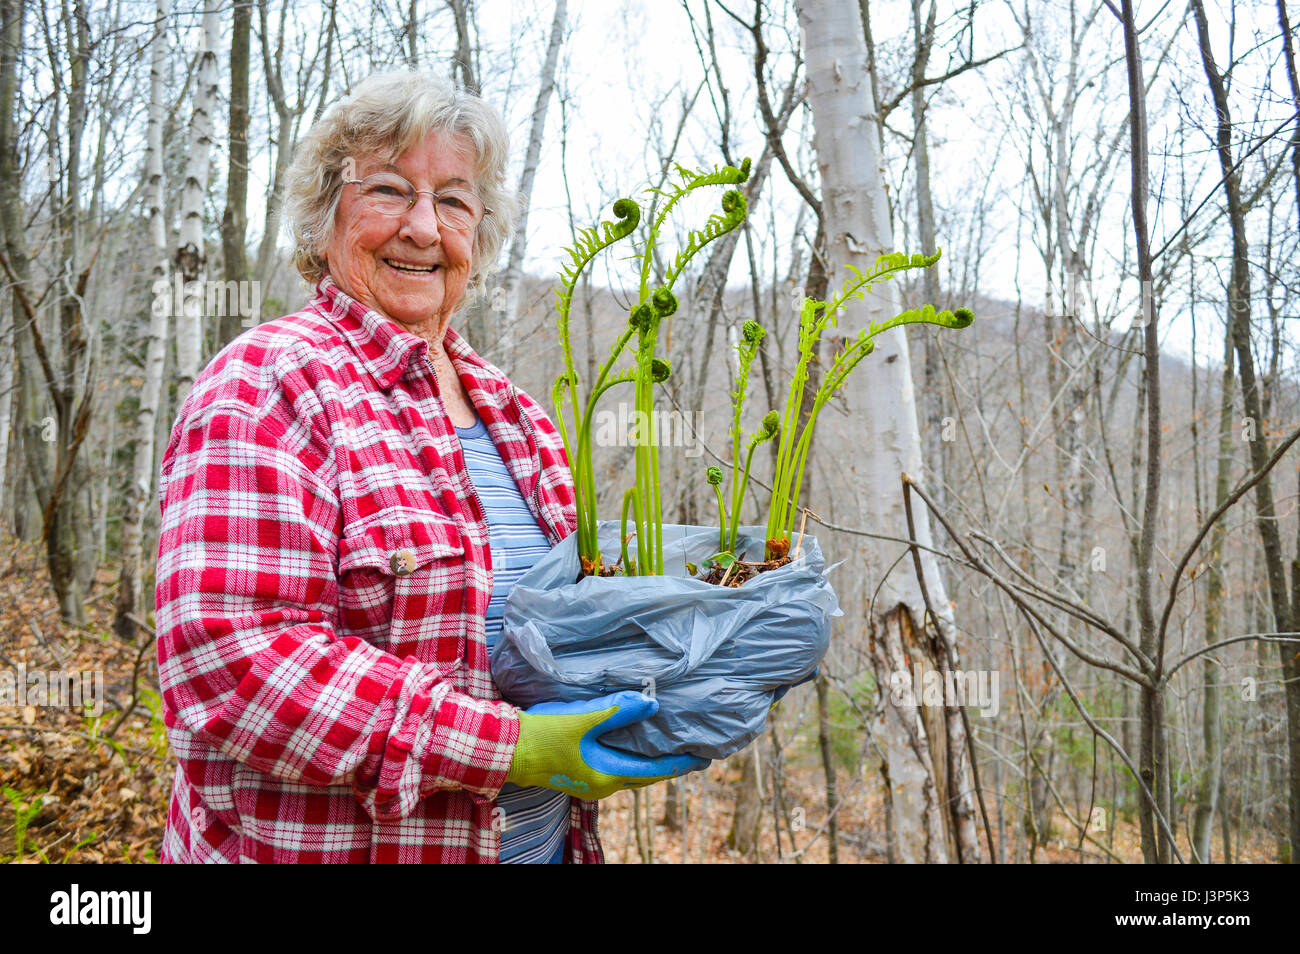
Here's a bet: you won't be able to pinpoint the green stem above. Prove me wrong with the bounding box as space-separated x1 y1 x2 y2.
712 483 729 553
574 425 598 562
784 408 821 538
767 306 818 544
649 404 663 574
730 440 761 554
634 343 652 574
768 379 804 544
730 419 745 549
552 380 575 481
780 337 876 538
621 487 640 575
585 327 638 419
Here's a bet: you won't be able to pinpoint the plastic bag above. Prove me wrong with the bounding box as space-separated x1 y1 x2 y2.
493 522 841 760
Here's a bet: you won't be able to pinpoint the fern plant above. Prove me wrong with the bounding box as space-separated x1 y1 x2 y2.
763 250 973 557
552 161 973 578
552 158 752 576
2 786 44 863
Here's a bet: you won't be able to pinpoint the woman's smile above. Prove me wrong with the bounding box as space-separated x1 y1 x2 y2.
323 129 478 338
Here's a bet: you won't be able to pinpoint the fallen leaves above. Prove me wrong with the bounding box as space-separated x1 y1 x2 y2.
0 538 171 864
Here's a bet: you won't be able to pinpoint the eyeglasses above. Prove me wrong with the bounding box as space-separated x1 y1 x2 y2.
342 160 491 231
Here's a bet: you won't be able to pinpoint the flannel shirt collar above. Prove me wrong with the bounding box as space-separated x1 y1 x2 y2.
313 274 513 401
314 274 428 389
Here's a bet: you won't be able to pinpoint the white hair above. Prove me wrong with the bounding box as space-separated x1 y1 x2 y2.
284 70 519 301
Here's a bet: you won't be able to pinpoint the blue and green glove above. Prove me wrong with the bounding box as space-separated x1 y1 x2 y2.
506 690 709 800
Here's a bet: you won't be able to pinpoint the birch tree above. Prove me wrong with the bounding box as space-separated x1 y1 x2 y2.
0 0 106 624
174 3 218 401
794 0 980 863
115 0 170 642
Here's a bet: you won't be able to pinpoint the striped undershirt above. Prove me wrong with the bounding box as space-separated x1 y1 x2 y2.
455 414 572 864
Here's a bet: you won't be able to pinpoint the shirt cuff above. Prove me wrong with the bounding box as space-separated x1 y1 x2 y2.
419 683 520 803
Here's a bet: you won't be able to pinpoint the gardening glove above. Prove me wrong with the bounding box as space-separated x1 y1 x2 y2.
506 690 709 800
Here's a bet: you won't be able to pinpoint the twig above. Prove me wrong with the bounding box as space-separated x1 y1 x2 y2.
1156 421 1300 656
1026 741 1126 865
972 532 1148 666
1166 633 1300 680
792 508 813 561
900 474 996 864
123 612 156 636
0 725 165 762
906 478 1152 687
28 618 65 665
107 632 156 740
85 579 122 606
1017 607 1184 863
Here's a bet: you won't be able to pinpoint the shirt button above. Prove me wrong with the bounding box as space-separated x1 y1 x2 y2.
390 550 416 575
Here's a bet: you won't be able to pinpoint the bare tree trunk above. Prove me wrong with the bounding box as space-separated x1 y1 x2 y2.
910 0 946 539
496 0 565 365
661 778 681 833
0 285 10 528
796 0 979 863
3 0 98 625
815 669 840 863
174 4 218 402
445 0 478 93
1117 0 1173 866
218 0 251 351
726 747 763 856
115 0 169 641
1192 0 1299 863
253 0 311 295
405 0 419 66
1278 0 1300 237
1193 331 1233 861
0 0 19 537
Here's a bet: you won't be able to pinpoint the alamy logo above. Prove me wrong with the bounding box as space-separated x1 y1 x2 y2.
591 403 703 457
152 275 262 327
0 664 103 716
888 664 1001 717
49 884 151 934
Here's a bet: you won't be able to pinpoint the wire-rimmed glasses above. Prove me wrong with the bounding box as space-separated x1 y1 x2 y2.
342 159 491 231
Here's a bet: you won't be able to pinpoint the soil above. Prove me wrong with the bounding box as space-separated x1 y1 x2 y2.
580 537 796 585
699 554 791 587
581 537 796 585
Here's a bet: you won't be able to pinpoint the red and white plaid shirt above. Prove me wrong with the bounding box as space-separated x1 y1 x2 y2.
155 275 602 863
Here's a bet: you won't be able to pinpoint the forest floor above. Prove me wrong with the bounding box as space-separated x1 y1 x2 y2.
0 537 1284 864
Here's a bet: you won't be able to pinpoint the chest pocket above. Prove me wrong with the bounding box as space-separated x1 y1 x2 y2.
337 508 469 667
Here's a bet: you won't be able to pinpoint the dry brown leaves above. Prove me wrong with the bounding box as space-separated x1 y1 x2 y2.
0 539 171 864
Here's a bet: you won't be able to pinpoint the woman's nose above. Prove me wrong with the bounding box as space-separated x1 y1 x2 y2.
398 194 442 245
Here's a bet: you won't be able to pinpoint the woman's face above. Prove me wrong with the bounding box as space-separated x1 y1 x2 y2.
323 129 479 337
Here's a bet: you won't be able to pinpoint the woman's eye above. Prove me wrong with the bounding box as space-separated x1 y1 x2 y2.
439 196 471 212
371 184 407 198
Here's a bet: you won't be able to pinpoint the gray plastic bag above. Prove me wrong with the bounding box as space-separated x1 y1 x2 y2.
493 521 841 760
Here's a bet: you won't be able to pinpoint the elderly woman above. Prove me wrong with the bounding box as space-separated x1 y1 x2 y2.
154 71 702 864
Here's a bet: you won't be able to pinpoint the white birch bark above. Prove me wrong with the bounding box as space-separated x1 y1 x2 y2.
116 0 170 638
174 3 218 401
795 0 980 863
0 297 11 525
